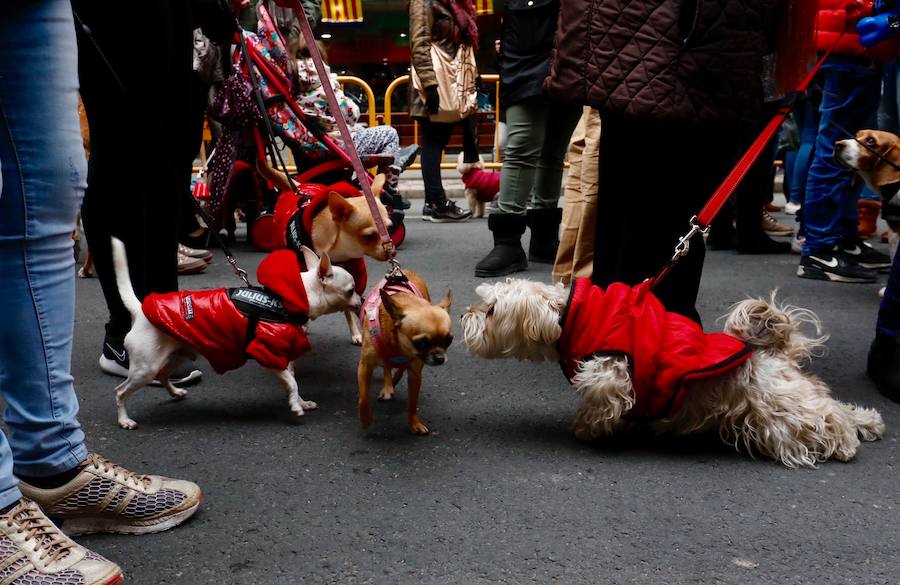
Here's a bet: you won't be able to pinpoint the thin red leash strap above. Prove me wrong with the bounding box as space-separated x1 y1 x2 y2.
695 30 846 227
283 1 395 257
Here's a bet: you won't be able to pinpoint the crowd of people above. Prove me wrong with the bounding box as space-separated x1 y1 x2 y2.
1 0 899 582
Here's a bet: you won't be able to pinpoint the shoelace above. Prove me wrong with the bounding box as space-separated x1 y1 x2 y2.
762 210 780 225
3 501 73 564
85 453 151 491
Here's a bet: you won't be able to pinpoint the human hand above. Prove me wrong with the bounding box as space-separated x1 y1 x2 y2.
425 85 440 116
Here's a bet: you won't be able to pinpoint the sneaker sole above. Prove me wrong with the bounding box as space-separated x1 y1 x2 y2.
763 229 794 237
99 356 203 388
60 497 201 537
90 569 124 585
858 262 892 272
796 265 876 283
475 261 528 278
422 216 471 223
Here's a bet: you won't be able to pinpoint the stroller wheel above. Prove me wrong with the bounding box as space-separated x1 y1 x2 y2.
250 213 278 251
389 209 406 247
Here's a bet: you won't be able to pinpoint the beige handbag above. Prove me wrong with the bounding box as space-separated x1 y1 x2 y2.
412 44 478 123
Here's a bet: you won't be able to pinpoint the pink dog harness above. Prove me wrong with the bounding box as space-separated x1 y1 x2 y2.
360 277 424 370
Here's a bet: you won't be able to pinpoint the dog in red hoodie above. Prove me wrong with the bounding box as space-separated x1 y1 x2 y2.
461 278 884 467
110 238 360 430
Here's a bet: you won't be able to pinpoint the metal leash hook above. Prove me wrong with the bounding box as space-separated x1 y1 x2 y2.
384 256 408 284
226 253 252 287
670 216 709 264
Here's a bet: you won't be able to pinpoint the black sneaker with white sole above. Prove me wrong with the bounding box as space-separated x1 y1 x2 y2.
100 333 202 387
797 250 878 283
838 239 892 271
422 200 472 223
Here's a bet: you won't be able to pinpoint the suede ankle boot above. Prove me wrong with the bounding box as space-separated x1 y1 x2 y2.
475 213 528 277
526 207 562 263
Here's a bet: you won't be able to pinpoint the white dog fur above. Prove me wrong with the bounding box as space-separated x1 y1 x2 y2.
461 278 885 468
110 238 360 430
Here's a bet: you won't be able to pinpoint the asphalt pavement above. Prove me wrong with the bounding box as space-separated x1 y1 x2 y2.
69 213 899 585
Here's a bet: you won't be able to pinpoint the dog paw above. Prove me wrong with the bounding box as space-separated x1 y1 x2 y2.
168 388 189 400
300 400 318 411
350 333 363 346
118 418 138 430
377 389 394 401
291 406 306 417
409 421 430 435
359 405 373 428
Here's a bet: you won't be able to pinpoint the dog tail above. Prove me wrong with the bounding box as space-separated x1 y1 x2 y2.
110 237 142 320
722 291 828 363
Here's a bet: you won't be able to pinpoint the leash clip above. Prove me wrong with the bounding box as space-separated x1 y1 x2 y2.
227 255 252 287
385 257 407 284
670 216 709 264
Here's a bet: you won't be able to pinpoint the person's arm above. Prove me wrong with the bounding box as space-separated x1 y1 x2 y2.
409 0 436 89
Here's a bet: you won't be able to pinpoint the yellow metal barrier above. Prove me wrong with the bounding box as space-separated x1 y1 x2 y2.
384 74 502 170
337 76 377 127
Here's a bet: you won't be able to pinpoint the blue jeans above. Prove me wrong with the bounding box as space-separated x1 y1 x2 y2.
0 0 89 508
789 91 819 206
802 57 881 255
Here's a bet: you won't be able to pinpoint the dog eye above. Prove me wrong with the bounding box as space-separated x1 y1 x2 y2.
865 137 877 147
413 338 430 350
443 334 453 347
362 232 378 242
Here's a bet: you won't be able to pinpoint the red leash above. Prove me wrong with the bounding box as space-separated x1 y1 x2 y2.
653 30 847 287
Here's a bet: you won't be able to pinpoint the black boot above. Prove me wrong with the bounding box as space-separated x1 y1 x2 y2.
867 334 900 403
475 213 528 277
526 207 562 263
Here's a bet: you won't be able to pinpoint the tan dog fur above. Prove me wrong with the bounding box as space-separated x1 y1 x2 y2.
258 159 393 344
357 270 452 435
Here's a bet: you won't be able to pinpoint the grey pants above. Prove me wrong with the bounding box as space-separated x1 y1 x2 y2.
498 98 583 215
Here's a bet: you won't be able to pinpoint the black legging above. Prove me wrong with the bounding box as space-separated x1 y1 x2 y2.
74 0 194 337
592 113 739 324
419 116 479 206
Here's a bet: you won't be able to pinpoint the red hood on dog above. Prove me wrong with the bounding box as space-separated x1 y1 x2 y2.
142 251 311 374
558 279 751 420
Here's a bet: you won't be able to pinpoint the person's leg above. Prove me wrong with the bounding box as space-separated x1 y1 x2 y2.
868 240 900 401
419 118 454 206
802 60 880 256
496 99 547 215
461 114 480 164
352 125 401 158
789 91 819 206
553 109 588 284
76 1 200 382
571 109 601 280
0 0 88 486
526 102 582 263
593 115 733 323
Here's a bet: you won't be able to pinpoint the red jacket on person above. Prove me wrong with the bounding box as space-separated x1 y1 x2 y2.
818 0 900 60
142 251 312 374
272 181 368 294
557 279 751 420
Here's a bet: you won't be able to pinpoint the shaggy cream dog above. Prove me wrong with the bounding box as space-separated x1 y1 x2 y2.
461 278 885 468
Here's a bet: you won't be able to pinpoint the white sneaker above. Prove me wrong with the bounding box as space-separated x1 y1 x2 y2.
177 243 213 263
0 499 123 584
177 252 207 275
784 201 801 215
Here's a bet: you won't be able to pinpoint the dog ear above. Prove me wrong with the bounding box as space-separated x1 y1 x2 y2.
380 289 404 322
370 174 386 199
317 251 334 280
327 192 356 223
299 246 320 271
437 289 452 312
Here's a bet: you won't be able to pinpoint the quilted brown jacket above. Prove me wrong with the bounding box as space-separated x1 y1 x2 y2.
408 0 467 118
544 0 781 128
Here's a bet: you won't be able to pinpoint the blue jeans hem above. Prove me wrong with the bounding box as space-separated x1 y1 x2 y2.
13 444 87 479
0 484 23 511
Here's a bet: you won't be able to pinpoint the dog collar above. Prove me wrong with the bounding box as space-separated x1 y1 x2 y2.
360 277 424 370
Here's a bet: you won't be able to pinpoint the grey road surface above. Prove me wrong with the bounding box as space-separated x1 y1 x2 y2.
69 217 899 584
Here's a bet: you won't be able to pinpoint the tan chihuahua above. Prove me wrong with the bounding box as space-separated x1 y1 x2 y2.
357 270 452 434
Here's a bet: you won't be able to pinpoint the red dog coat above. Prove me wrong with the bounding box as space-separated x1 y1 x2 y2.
272 182 368 294
142 250 312 374
462 168 500 203
557 279 751 419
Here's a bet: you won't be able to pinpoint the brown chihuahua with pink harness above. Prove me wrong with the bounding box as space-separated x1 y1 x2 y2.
356 270 452 434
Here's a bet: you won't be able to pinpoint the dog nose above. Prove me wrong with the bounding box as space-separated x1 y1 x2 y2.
430 352 446 365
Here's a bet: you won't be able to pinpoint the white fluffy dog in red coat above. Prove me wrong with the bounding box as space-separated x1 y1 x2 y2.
111 238 360 429
461 278 885 468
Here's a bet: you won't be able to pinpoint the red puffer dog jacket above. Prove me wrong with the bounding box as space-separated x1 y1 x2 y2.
557 279 751 420
272 181 368 294
142 250 312 374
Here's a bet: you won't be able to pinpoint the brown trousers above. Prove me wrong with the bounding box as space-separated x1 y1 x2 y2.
553 107 601 285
